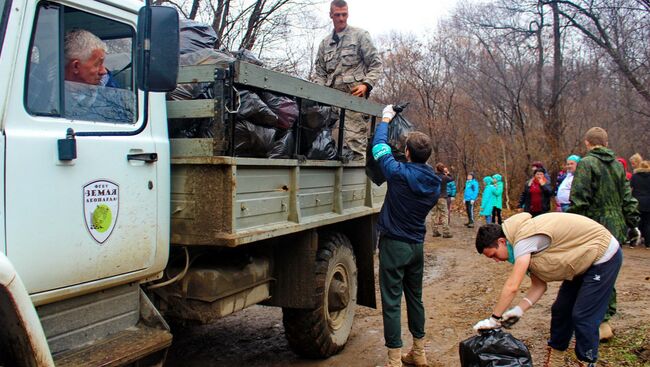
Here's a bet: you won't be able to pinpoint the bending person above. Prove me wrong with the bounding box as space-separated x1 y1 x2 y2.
473 212 622 367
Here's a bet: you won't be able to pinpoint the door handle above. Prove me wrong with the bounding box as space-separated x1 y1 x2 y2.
127 153 158 163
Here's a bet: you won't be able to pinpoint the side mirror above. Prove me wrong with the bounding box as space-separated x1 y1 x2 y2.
136 6 179 92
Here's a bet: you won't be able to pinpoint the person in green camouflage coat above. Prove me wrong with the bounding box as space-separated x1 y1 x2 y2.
568 126 640 341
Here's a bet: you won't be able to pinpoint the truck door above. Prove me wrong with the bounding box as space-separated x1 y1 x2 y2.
4 2 159 294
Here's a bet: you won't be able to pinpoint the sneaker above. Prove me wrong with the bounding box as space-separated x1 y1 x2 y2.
431 231 442 237
442 234 453 238
467 223 474 228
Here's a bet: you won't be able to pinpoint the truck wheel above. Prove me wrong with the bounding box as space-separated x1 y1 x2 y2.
282 232 358 358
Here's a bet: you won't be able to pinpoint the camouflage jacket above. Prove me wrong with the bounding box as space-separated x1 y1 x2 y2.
313 26 382 93
568 147 640 242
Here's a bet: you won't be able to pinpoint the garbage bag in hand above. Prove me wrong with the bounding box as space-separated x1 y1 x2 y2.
365 105 415 185
261 92 299 130
459 329 533 367
179 18 218 55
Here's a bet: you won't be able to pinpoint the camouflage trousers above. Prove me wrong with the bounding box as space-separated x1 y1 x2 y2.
331 82 370 161
431 199 450 236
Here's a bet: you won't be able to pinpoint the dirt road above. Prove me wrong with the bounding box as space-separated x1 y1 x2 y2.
165 214 650 366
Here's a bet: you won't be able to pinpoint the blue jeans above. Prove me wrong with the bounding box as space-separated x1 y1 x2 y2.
548 248 623 363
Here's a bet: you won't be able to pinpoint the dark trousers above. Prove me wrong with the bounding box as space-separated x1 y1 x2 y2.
548 248 622 363
491 207 502 224
465 200 474 223
379 237 425 348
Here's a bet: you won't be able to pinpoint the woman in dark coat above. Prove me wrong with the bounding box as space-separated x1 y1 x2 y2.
631 160 650 248
518 168 553 217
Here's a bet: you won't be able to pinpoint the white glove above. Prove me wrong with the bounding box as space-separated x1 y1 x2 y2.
471 200 475 205
501 306 523 328
382 105 396 121
473 317 500 332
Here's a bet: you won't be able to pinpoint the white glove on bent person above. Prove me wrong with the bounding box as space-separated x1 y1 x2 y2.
382 105 396 121
501 306 523 328
473 317 500 332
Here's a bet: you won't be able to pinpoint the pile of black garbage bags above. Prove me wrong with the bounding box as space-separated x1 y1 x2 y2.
166 19 340 160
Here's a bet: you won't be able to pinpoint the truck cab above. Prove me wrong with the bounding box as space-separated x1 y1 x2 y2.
0 1 173 365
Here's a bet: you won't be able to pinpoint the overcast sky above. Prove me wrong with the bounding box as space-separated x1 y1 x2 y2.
314 0 458 37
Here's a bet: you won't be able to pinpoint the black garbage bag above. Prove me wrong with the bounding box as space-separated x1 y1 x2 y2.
365 106 415 185
168 118 218 139
232 49 264 66
261 92 299 130
179 18 218 55
268 129 295 159
301 101 339 130
307 129 337 160
234 120 277 157
237 90 279 128
459 329 533 367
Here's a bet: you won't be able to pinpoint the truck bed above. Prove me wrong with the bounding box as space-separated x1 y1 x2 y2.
167 61 386 247
170 155 386 247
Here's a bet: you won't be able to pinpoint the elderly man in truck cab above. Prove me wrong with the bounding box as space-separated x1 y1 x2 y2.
473 212 622 367
64 29 108 85
313 0 382 161
63 29 133 123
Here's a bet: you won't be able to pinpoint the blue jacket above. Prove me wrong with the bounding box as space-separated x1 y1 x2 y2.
464 178 479 201
492 174 504 209
372 123 440 243
480 176 494 216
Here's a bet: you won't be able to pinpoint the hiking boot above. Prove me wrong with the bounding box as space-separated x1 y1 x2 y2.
431 231 441 237
442 233 453 238
543 347 566 367
382 347 402 367
599 321 613 341
402 337 427 367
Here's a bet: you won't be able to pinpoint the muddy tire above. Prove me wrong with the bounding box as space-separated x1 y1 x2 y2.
282 232 358 358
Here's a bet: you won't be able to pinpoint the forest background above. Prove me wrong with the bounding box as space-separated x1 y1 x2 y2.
154 0 650 209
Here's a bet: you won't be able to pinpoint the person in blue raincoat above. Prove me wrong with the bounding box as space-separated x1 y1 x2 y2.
480 176 494 223
492 174 504 224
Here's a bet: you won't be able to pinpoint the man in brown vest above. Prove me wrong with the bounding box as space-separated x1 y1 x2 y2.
472 212 622 367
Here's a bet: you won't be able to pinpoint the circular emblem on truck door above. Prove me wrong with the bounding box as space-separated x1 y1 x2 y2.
83 180 119 244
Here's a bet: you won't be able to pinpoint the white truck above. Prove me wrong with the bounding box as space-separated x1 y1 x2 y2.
0 1 386 366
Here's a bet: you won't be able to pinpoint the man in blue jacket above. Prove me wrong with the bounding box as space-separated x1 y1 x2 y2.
372 105 441 367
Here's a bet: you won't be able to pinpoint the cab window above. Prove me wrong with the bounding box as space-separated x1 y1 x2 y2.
25 2 136 124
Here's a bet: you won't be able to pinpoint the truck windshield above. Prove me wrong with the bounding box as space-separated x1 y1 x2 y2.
0 0 10 54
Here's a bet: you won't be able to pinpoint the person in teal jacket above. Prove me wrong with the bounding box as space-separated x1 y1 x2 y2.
491 174 504 224
464 173 479 227
480 176 494 223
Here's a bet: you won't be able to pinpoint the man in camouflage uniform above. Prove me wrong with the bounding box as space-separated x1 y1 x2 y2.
313 0 382 161
568 126 639 340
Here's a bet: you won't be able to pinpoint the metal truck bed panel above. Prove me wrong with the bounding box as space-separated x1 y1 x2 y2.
170 156 384 247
